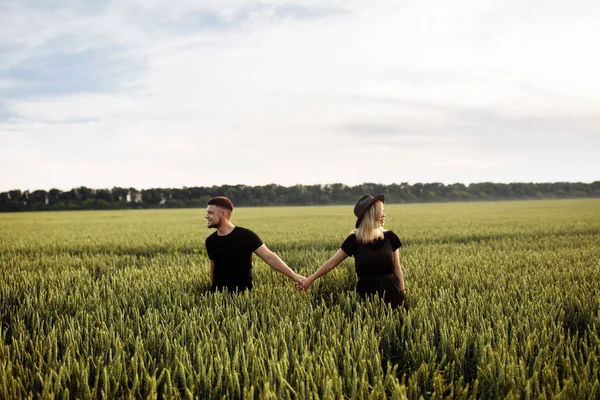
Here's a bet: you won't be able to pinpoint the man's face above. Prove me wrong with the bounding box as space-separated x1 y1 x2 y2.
205 205 225 229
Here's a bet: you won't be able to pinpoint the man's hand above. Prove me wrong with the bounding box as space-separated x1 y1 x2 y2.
293 274 304 290
297 276 314 292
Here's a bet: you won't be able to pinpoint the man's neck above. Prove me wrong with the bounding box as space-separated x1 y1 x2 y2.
216 221 236 236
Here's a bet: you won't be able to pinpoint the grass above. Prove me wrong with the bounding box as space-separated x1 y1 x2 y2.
1 199 599 398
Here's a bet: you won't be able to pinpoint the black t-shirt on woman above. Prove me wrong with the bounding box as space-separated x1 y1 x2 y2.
341 230 402 277
339 230 405 309
205 226 263 292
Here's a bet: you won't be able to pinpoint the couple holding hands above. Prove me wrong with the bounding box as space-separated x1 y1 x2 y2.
205 194 406 309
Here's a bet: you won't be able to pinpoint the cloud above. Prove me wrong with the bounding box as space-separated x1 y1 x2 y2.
1 0 599 191
338 100 600 152
4 44 139 99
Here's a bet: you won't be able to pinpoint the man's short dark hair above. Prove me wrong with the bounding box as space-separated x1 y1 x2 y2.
207 196 234 212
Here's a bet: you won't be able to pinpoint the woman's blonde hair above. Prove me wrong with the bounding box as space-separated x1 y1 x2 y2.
353 200 385 244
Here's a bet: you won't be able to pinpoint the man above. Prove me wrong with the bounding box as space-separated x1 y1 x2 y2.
204 196 303 292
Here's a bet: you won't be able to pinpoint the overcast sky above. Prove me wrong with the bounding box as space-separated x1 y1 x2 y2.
1 0 599 191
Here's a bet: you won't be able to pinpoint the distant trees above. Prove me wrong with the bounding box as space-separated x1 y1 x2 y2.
1 182 599 212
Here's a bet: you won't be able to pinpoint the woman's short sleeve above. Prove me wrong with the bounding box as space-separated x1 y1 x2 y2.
387 230 402 251
341 234 358 257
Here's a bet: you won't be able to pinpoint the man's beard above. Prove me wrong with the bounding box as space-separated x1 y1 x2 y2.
207 219 221 229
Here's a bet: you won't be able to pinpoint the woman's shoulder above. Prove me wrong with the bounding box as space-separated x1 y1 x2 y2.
384 229 400 238
384 230 402 248
344 232 357 242
341 233 358 256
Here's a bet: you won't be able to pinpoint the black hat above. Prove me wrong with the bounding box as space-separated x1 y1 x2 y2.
354 194 385 228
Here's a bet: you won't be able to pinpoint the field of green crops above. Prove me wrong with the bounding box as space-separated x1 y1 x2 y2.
1 199 599 399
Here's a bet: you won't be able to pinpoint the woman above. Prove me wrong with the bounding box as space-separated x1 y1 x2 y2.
299 194 406 309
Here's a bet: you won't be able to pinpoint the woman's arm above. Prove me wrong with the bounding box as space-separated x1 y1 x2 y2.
301 249 348 291
392 249 406 292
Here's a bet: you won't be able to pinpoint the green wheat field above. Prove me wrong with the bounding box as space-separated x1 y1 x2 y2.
1 199 599 399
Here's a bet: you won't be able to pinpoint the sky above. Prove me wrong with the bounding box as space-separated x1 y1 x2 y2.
1 0 599 191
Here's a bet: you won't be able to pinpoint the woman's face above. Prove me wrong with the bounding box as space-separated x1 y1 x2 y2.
379 206 386 227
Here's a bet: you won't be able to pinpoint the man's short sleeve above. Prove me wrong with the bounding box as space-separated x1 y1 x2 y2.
341 234 358 257
387 231 402 251
245 229 263 252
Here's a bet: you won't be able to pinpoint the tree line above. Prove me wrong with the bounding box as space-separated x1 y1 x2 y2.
1 182 599 212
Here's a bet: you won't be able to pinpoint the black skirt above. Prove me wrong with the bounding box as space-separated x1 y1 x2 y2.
356 273 404 309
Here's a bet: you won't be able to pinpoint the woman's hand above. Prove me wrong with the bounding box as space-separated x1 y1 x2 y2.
293 273 306 285
297 276 314 292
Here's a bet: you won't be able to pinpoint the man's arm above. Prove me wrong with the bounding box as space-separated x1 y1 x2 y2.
254 245 302 283
209 259 215 283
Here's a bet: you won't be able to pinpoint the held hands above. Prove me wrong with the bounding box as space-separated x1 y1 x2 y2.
291 273 305 289
291 271 318 292
296 275 314 292
290 273 311 292
293 274 309 292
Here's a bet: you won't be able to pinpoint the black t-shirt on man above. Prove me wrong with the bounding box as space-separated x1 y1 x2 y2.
205 226 263 292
